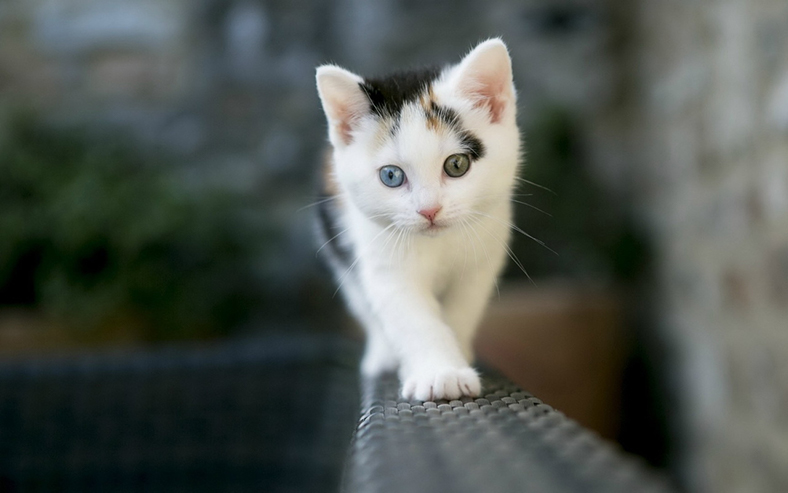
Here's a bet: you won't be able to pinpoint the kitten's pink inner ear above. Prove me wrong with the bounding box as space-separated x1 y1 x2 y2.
329 105 356 146
456 40 515 124
316 66 368 146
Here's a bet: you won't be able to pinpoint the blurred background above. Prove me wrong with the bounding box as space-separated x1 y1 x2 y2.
1 0 787 492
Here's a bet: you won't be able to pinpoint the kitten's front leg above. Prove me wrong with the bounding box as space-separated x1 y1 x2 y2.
337 280 398 377
442 266 502 363
366 276 481 401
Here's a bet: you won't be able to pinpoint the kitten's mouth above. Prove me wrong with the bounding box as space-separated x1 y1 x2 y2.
421 222 447 235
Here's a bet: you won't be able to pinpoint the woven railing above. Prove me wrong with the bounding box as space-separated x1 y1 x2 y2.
344 373 674 493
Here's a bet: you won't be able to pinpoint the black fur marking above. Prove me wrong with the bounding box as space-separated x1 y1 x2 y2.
428 102 486 160
459 131 486 160
360 67 441 118
360 68 487 161
430 102 461 129
316 196 352 269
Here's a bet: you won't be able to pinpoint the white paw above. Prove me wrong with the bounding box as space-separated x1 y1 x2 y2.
401 366 482 401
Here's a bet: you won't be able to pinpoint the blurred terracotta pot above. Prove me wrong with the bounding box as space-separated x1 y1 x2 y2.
475 282 627 439
0 309 145 359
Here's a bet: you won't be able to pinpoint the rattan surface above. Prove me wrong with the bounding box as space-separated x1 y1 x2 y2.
344 372 674 493
0 334 360 493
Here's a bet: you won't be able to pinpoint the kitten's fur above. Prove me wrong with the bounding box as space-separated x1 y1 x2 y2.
315 39 520 401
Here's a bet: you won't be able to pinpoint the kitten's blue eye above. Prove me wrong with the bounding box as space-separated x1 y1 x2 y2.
443 154 470 178
379 165 405 187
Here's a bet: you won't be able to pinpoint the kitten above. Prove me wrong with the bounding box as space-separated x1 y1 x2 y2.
314 39 520 401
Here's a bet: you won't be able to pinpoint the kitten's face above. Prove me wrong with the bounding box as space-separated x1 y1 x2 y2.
317 39 520 236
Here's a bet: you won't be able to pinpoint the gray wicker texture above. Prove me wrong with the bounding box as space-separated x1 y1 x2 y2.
0 334 360 493
344 373 674 493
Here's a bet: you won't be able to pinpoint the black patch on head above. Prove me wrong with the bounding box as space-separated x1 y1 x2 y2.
360 67 441 118
459 131 486 160
427 102 487 160
430 102 461 129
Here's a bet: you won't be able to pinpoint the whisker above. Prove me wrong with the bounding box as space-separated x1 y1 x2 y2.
462 218 480 268
402 228 412 259
465 219 484 265
392 228 405 263
476 192 534 199
333 224 396 296
470 215 536 286
458 220 471 280
465 216 502 298
315 213 388 257
297 196 336 212
386 228 397 267
471 210 558 256
511 199 552 217
316 227 349 256
465 216 492 268
514 177 556 195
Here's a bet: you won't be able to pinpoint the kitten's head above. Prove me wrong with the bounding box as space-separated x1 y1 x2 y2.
316 38 519 235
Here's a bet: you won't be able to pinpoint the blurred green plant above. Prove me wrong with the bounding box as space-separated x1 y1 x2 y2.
0 116 275 341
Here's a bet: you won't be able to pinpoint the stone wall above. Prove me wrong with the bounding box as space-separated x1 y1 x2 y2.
594 1 788 491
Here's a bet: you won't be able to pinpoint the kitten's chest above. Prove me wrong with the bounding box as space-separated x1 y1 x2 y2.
397 228 495 294
410 235 460 284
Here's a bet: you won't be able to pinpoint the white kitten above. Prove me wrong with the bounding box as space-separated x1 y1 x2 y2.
314 39 520 401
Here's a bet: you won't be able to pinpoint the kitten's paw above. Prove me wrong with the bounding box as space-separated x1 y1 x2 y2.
401 366 481 401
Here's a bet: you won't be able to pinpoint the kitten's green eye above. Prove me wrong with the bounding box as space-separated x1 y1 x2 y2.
379 165 405 187
443 154 470 178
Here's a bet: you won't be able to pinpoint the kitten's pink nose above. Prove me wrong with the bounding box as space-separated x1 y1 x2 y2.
418 206 442 223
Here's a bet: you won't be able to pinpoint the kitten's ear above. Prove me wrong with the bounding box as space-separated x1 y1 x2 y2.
316 65 369 147
453 38 515 124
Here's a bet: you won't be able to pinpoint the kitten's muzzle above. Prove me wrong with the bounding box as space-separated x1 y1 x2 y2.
417 206 442 225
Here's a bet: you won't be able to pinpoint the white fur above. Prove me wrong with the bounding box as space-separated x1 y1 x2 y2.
316 39 520 401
